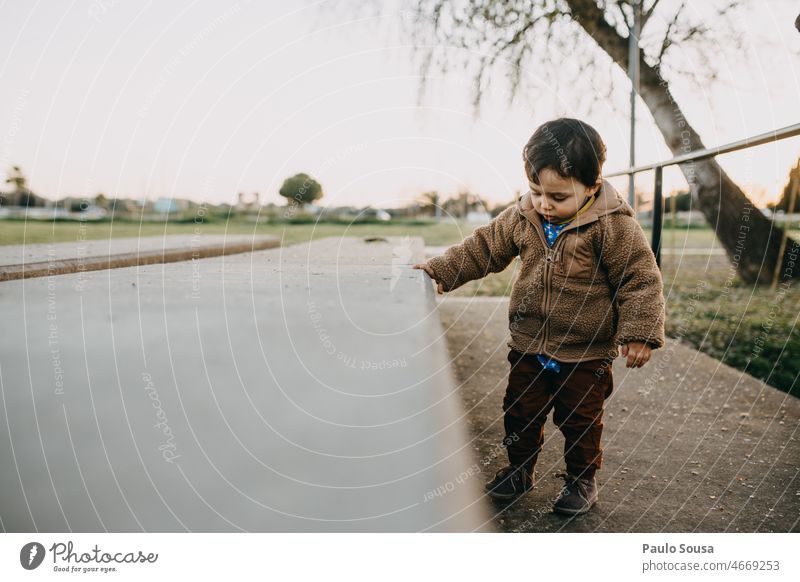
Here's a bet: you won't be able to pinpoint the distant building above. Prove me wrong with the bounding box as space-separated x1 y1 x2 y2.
81 205 108 220
466 210 492 224
154 197 189 213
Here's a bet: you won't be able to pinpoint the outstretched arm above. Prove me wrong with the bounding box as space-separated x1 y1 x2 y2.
413 205 520 293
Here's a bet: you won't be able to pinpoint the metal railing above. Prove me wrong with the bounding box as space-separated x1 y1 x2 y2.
605 122 800 269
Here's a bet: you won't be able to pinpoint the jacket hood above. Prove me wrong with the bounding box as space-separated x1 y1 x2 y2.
516 178 634 230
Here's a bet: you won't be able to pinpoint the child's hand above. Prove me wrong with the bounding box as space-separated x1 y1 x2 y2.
620 341 651 368
413 263 445 295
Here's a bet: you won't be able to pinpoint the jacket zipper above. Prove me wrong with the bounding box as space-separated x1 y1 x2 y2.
542 248 552 354
543 238 565 355
534 226 568 356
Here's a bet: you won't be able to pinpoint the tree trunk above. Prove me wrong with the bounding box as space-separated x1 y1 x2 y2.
568 0 797 284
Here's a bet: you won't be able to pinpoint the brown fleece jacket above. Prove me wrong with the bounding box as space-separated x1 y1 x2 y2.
426 180 666 363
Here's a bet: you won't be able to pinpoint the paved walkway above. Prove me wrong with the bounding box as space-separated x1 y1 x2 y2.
437 296 799 532
0 236 490 532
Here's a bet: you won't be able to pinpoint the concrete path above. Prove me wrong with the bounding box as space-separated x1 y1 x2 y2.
0 236 490 532
437 296 799 533
0 235 280 281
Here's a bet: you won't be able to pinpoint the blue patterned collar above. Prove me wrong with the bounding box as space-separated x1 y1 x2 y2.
542 219 571 247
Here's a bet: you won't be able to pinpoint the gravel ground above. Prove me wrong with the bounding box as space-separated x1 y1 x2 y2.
437 296 800 533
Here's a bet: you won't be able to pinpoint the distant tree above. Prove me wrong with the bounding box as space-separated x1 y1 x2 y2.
5 165 27 192
107 198 131 214
19 192 38 207
421 191 441 217
70 199 90 212
491 201 513 217
663 191 693 212
279 173 323 207
443 191 487 218
2 165 44 207
94 193 108 208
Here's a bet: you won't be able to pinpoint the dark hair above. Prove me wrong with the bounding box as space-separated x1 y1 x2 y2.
522 118 607 188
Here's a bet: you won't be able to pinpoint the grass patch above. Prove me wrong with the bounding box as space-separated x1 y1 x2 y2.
0 217 473 247
663 254 799 397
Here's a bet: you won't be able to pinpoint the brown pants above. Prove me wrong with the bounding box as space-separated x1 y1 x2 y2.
502 348 614 480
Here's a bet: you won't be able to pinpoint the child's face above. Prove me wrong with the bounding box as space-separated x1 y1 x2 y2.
528 167 600 222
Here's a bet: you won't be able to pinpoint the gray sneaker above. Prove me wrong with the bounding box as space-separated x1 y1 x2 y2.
484 465 535 500
553 474 598 515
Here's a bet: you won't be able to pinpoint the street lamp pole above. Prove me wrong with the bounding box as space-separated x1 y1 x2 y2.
627 0 641 211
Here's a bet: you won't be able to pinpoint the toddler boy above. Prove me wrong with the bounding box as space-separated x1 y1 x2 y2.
414 118 665 515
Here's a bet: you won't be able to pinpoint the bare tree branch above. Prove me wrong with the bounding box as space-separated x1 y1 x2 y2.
656 1 685 64
612 0 632 29
641 0 661 29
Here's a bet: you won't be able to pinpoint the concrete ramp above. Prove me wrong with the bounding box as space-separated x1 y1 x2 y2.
0 236 491 532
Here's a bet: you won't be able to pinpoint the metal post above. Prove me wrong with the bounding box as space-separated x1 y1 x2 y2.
653 166 663 269
627 0 641 210
770 160 799 290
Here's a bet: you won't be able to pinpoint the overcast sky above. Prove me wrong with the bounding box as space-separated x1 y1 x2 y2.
0 0 798 209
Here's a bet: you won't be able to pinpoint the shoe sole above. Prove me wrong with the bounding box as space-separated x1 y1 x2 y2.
553 500 596 516
484 486 533 501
